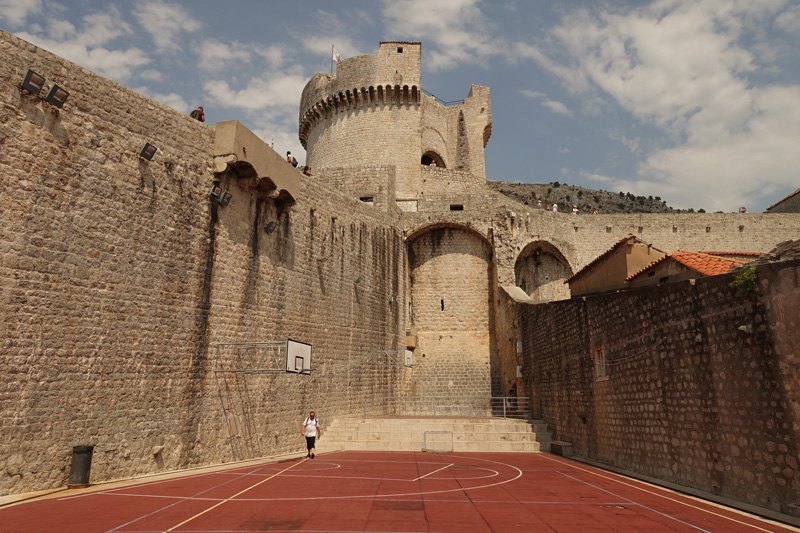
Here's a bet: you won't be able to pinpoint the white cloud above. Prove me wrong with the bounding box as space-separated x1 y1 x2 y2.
620 135 640 153
381 0 499 70
520 89 573 117
13 5 150 82
198 38 285 72
203 71 307 110
132 0 202 52
139 68 164 81
518 0 800 211
302 36 362 61
134 86 190 114
0 0 42 26
775 3 800 33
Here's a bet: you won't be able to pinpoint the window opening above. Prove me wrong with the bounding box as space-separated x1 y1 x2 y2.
595 344 607 380
441 299 444 311
397 47 403 53
449 204 464 211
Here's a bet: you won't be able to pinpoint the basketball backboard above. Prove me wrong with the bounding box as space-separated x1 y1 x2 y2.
286 339 312 374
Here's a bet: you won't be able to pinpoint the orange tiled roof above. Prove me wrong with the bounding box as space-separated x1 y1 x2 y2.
566 234 664 284
701 251 763 257
767 187 800 211
627 250 745 281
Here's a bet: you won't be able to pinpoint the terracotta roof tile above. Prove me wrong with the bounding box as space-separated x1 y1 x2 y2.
627 250 745 281
701 251 763 257
566 234 664 284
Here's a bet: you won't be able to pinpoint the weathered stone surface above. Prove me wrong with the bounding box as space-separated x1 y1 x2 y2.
520 259 800 517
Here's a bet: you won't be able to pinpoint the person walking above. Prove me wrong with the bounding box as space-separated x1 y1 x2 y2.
301 411 321 459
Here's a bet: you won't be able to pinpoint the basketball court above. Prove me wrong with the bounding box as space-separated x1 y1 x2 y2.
1 450 796 532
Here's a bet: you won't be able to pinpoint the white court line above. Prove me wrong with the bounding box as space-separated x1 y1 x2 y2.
412 463 452 481
69 454 523 503
557 471 712 533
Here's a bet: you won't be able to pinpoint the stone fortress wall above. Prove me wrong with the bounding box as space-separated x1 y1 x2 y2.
519 259 800 517
2 29 800 521
0 30 406 495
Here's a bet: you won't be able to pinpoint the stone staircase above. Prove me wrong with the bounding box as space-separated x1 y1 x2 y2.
320 418 551 453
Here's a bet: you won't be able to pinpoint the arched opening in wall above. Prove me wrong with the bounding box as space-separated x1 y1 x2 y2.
514 241 573 302
421 151 445 168
406 225 496 398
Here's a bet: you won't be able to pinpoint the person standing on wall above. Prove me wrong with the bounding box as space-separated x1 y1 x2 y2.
301 411 321 459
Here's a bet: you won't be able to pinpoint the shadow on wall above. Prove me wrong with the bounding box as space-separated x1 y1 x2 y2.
515 241 573 302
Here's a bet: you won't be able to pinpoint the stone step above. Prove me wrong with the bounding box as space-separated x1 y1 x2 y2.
330 431 549 442
321 417 552 454
321 440 549 453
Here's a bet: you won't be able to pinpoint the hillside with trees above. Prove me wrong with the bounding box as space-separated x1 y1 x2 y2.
487 180 704 214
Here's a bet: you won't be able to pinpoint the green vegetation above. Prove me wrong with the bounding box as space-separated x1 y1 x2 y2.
731 266 757 297
487 180 675 214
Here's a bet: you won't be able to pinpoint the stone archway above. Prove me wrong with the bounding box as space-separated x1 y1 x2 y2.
515 241 572 302
406 226 494 398
421 151 445 168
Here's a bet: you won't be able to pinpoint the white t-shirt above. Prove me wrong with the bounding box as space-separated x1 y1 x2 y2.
303 417 320 437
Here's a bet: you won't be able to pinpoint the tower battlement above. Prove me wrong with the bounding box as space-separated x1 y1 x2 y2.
299 42 491 207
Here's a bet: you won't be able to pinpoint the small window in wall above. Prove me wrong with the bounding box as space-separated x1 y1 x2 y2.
360 196 375 205
450 204 464 211
397 47 403 53
595 344 607 380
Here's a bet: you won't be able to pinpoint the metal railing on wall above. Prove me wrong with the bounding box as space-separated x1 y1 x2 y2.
362 396 538 420
420 88 465 106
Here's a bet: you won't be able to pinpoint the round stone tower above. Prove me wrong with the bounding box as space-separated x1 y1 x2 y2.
299 42 492 206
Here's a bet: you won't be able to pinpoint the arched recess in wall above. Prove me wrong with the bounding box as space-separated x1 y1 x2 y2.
514 241 572 302
421 151 445 168
406 225 497 398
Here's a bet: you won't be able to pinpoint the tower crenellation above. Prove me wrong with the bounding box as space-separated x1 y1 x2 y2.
299 42 491 209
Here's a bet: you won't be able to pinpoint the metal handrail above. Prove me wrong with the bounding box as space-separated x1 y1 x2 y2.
421 88 465 106
362 396 535 420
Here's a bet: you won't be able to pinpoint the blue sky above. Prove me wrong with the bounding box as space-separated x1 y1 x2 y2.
2 0 799 212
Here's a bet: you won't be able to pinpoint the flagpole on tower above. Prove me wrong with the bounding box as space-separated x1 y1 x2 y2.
331 44 334 74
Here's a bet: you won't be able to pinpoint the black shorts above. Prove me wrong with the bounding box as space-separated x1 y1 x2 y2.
305 436 316 449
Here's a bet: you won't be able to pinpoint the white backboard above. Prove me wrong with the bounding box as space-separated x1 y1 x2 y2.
286 339 312 374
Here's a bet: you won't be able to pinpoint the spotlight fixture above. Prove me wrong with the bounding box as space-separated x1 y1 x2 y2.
45 84 69 108
219 191 232 206
209 183 222 199
265 221 277 233
139 143 157 161
21 69 45 95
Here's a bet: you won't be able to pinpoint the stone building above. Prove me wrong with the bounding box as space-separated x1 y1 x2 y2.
766 187 800 213
2 33 800 518
566 234 665 297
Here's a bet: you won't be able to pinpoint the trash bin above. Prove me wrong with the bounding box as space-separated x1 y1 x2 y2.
67 445 94 488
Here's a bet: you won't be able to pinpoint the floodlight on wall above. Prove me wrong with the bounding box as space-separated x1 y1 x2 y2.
21 69 45 95
219 191 232 206
139 142 158 161
209 183 222 199
265 221 277 233
45 84 69 108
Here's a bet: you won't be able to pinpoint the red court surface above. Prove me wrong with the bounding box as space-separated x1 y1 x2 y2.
1 451 797 532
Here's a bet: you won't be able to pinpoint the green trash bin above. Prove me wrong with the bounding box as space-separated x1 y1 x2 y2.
67 445 94 488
